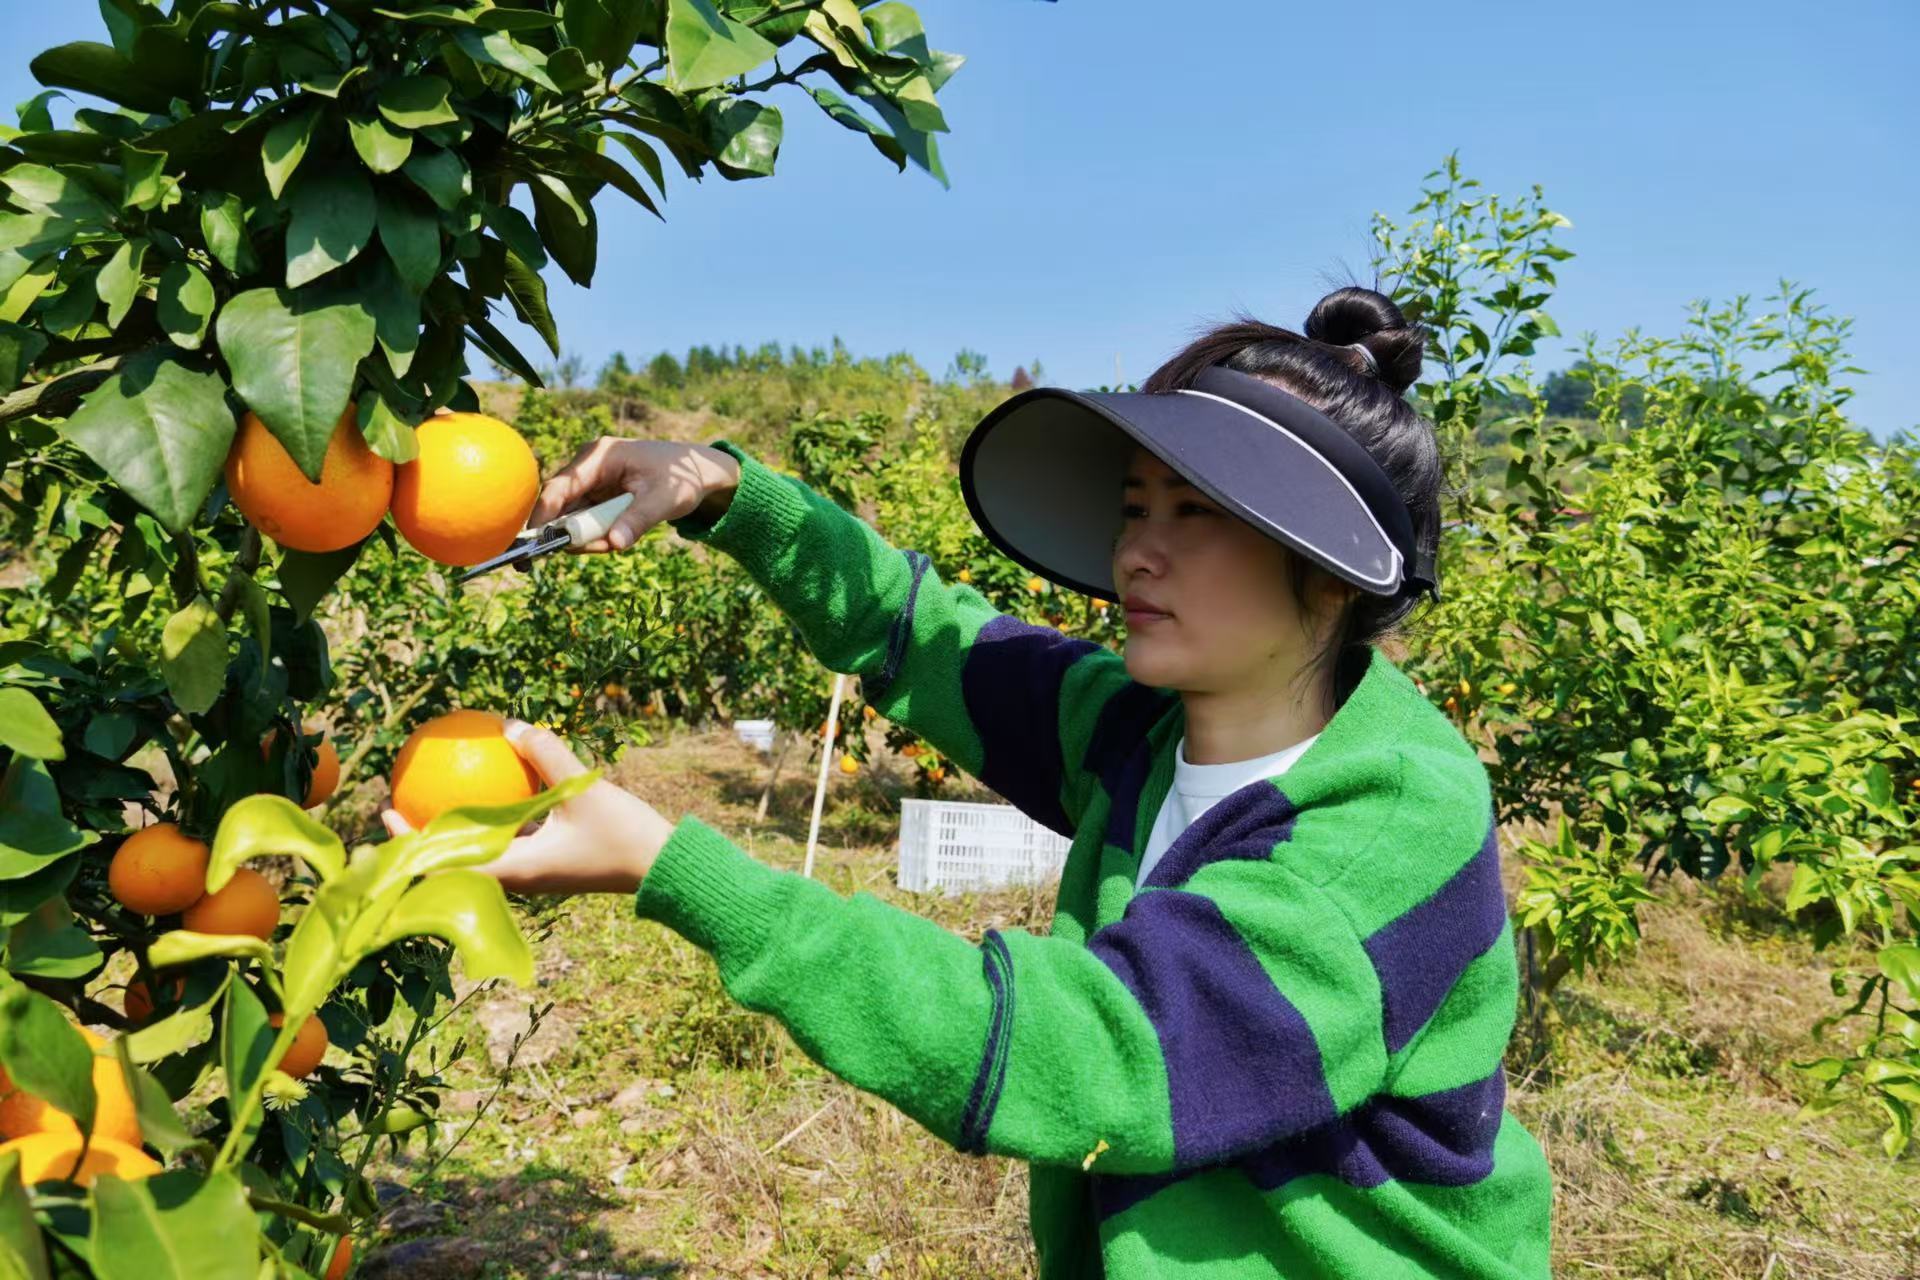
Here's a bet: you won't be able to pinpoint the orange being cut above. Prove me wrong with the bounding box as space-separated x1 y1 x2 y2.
390 412 540 566
388 709 541 829
225 407 394 553
107 823 210 917
180 866 280 940
0 1028 143 1147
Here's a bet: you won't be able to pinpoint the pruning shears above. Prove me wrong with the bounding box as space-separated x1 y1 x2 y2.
454 493 636 585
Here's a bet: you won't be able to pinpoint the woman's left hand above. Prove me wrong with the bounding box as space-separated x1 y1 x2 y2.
380 720 675 896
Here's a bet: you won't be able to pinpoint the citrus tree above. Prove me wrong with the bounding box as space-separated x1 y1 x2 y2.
0 0 990 1270
1377 160 1920 1156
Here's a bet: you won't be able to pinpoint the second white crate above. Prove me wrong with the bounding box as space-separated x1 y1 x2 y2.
898 798 1073 894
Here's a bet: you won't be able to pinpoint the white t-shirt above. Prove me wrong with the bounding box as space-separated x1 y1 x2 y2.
1134 732 1321 889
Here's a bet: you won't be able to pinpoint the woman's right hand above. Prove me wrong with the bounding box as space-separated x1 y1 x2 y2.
526 439 741 555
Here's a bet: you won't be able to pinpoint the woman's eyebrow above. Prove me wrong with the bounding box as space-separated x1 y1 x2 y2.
1120 476 1196 491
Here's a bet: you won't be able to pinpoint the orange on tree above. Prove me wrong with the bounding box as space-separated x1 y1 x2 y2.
389 709 541 829
181 867 279 940
390 412 539 566
0 1131 158 1187
268 1013 328 1079
123 973 187 1022
262 725 342 808
0 1028 142 1147
107 822 209 917
225 407 394 553
839 755 859 774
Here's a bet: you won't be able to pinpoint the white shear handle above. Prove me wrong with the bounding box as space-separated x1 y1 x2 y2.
555 493 635 546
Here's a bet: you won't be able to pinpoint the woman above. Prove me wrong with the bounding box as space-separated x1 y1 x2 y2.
390 287 1555 1277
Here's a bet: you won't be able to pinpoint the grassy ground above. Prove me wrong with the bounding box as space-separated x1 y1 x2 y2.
339 726 1920 1279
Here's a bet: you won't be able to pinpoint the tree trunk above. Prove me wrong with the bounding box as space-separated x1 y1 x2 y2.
755 728 797 822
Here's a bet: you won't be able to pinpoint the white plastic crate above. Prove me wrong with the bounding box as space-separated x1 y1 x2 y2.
732 719 775 753
897 798 1073 894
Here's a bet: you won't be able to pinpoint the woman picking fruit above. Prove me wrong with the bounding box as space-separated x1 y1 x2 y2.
386 288 1554 1278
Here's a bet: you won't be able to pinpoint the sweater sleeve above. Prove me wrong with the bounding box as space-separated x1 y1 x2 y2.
634 799 1387 1174
667 440 1172 837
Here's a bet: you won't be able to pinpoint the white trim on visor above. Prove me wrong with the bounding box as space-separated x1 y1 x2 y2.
1171 388 1404 590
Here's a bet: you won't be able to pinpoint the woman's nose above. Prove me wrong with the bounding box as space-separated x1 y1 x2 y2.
1112 524 1167 580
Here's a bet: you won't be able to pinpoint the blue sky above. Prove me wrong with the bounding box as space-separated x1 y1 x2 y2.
4 2 1912 440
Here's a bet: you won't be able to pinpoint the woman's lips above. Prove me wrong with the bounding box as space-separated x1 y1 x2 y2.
1124 609 1171 626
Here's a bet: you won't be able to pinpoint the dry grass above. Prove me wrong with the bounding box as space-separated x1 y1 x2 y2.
353 726 1920 1279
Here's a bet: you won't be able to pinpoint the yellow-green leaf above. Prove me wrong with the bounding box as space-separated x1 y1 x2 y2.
208 794 345 892
158 596 227 715
373 870 532 987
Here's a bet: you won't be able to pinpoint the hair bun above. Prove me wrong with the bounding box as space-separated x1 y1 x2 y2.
1303 286 1425 395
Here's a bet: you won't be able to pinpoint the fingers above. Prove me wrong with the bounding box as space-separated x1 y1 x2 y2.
380 809 415 838
502 719 590 783
528 438 621 526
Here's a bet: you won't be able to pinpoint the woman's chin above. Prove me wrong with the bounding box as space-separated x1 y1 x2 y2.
1122 640 1185 688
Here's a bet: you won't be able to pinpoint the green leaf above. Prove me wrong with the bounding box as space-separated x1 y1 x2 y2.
529 173 596 286
0 1147 52 1279
373 870 533 986
0 163 116 224
209 794 346 892
5 911 102 980
0 213 74 297
159 596 227 715
261 107 318 201
453 29 560 92
481 204 545 269
95 236 148 329
146 930 273 970
806 85 904 171
347 113 413 174
357 389 417 464
58 348 236 535
666 0 777 92
501 251 558 356
400 145 469 211
0 980 96 1135
215 287 377 482
363 256 423 377
155 261 215 349
376 74 459 129
29 41 174 112
277 540 366 624
198 192 256 276
560 0 648 71
700 96 781 179
0 759 97 879
285 169 375 288
219 973 273 1115
1880 944 1920 1003
397 771 596 880
121 145 172 211
0 688 63 761
91 1169 259 1280
375 189 440 292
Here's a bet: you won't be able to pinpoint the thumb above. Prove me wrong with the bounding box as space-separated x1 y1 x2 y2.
503 719 589 783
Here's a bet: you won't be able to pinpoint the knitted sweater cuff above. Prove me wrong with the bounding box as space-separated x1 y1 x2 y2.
666 440 804 568
632 814 786 962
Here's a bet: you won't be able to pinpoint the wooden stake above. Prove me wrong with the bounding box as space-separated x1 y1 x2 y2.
802 671 847 879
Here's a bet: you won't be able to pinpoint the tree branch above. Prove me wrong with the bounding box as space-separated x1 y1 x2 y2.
214 527 264 625
0 358 128 426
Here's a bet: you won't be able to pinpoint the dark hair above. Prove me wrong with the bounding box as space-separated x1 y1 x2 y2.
1138 286 1450 714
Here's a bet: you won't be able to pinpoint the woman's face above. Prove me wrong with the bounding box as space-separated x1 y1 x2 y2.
1110 446 1346 695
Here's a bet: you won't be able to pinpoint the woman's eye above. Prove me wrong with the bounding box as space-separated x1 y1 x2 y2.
1178 502 1216 516
1120 505 1145 519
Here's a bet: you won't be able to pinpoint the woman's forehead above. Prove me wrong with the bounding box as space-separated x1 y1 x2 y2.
1122 446 1192 487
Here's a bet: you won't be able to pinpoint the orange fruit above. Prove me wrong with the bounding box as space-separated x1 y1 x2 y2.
0 1029 143 1146
0 1131 158 1187
863 705 876 721
181 867 279 940
268 1013 328 1079
225 408 394 553
123 974 187 1023
322 1236 353 1280
928 767 946 783
388 710 541 830
956 568 971 583
838 755 858 774
262 725 342 808
1027 576 1044 594
390 412 539 566
107 823 209 917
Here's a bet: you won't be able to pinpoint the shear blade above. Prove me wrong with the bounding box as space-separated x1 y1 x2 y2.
455 532 571 584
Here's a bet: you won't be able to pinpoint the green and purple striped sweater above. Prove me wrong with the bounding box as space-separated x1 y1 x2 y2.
634 440 1555 1277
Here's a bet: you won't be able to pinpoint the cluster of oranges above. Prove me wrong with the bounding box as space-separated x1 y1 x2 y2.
225 404 540 567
